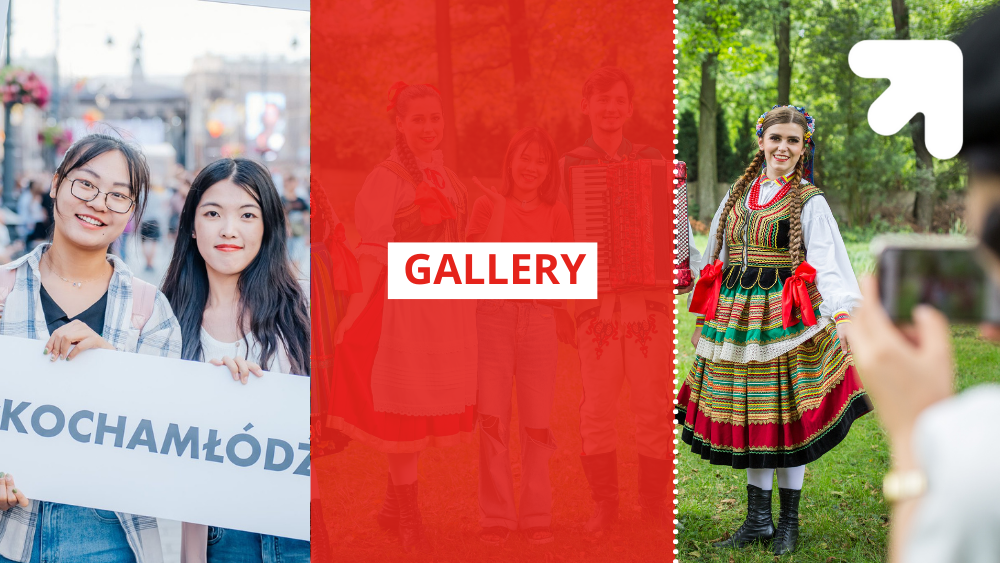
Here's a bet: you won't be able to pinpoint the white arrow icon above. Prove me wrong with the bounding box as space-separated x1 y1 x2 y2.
849 40 963 159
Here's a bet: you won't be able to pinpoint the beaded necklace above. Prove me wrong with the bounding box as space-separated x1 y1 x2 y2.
747 173 793 211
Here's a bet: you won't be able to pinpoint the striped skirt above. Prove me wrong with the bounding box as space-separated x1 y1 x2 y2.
676 265 871 468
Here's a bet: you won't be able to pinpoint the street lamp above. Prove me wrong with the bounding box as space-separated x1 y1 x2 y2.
2 0 15 209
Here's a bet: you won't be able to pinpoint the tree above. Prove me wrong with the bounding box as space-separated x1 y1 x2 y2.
698 51 719 221
800 0 913 226
677 108 700 217
437 0 459 167
313 0 672 177
508 0 533 127
892 0 934 231
679 0 742 222
776 0 792 105
677 109 699 179
717 107 741 185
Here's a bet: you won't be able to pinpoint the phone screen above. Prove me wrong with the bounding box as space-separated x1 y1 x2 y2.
877 247 989 323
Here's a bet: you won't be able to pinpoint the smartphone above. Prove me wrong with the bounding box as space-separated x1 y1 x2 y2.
873 234 1000 323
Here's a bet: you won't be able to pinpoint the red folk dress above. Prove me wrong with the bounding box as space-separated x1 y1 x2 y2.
312 205 360 455
678 175 872 468
330 150 478 453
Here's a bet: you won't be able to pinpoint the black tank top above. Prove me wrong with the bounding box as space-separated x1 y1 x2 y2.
39 284 108 335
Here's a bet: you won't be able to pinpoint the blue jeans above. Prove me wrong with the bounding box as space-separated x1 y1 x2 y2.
0 502 136 563
476 300 559 530
206 527 309 563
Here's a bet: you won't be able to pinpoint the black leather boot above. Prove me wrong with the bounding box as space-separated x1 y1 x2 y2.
713 484 775 548
393 481 431 553
773 488 801 555
580 450 619 533
376 473 399 532
638 454 670 526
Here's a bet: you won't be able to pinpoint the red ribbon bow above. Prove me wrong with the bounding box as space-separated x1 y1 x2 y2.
386 81 409 112
689 260 725 322
781 262 818 329
413 169 456 225
329 222 362 294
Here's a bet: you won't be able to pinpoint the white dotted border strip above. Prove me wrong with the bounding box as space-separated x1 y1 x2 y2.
672 3 680 560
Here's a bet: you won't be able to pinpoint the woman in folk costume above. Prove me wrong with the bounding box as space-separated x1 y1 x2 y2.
309 178 360 457
677 105 872 555
330 82 477 553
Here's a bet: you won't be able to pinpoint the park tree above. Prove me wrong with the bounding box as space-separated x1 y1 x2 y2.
508 0 533 127
314 0 672 181
891 0 935 231
437 0 459 167
678 0 742 222
677 0 998 230
776 0 792 105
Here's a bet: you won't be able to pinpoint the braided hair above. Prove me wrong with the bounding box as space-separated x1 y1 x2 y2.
310 176 333 241
786 154 807 267
711 150 766 263
710 106 811 267
391 84 442 184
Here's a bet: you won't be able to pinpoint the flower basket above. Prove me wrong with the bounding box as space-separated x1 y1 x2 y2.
1 67 50 108
38 124 73 155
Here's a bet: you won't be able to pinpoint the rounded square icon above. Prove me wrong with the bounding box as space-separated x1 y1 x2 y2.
849 40 962 159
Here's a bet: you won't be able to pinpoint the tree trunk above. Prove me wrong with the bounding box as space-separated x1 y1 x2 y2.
891 0 909 35
892 0 935 230
508 0 533 127
697 52 719 223
776 0 791 105
910 114 936 230
436 0 458 168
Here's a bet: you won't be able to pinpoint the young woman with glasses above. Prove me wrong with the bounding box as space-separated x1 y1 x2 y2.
0 133 182 563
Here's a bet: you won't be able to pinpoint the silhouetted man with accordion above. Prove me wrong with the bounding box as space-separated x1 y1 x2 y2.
557 66 693 533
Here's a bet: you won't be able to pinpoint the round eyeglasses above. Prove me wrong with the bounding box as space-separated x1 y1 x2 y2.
69 178 135 214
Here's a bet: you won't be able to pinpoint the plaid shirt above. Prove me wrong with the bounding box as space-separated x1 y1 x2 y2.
0 244 181 563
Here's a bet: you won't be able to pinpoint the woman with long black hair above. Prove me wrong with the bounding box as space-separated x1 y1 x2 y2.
0 133 181 563
161 158 310 563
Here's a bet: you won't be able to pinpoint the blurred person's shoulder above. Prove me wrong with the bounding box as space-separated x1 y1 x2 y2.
907 385 1000 563
916 384 1000 428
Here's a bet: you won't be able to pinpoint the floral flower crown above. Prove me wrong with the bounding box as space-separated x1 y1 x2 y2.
755 105 815 143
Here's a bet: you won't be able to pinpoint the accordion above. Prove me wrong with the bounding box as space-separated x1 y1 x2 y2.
674 161 693 288
569 159 693 292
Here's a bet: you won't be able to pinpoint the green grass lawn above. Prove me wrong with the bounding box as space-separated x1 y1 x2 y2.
675 234 1000 562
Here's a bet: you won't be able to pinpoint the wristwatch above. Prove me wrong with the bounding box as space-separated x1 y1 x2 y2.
882 470 927 502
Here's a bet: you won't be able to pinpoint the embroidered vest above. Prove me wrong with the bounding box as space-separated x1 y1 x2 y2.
725 181 824 269
378 160 469 243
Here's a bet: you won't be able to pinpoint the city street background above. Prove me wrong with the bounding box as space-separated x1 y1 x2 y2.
0 1 310 560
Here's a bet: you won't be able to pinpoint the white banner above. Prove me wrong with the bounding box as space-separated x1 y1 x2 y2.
0 336 309 541
387 242 598 299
